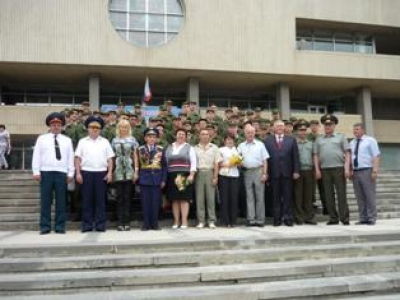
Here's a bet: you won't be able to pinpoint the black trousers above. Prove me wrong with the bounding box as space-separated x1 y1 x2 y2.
115 181 133 226
218 175 239 226
271 177 293 222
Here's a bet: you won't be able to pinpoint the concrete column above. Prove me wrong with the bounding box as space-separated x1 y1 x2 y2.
89 74 100 111
186 78 200 106
276 83 291 120
357 87 374 135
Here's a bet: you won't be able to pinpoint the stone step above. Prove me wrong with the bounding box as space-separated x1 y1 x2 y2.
0 180 38 186
0 193 40 199
2 240 400 273
2 231 400 259
0 255 399 296
0 186 40 193
2 272 399 299
0 199 39 207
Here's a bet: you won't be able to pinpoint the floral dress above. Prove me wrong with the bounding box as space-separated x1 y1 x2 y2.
111 136 138 182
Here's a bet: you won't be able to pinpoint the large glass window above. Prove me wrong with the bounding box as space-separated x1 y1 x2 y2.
296 29 375 54
108 0 184 47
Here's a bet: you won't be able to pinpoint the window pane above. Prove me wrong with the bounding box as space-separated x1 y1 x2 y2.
130 0 145 11
148 15 165 32
167 0 183 14
148 32 166 46
110 12 127 29
129 13 146 30
167 15 183 32
109 0 127 11
149 0 165 13
129 31 146 46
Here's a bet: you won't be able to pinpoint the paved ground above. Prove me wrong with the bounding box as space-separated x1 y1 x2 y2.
0 219 399 247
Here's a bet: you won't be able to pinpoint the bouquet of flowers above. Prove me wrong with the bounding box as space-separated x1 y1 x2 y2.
151 152 162 168
228 154 243 166
175 174 190 191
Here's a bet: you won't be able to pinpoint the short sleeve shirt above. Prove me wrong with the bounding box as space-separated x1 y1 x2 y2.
313 132 348 169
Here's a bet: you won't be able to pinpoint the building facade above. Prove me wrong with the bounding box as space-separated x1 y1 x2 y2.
0 0 400 169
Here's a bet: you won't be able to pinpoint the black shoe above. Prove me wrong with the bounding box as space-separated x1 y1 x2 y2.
40 230 50 235
141 227 149 231
152 226 161 231
355 221 367 225
81 229 92 233
273 221 282 227
55 230 66 234
246 221 256 227
117 226 124 231
284 221 293 227
96 229 106 232
305 220 317 225
326 221 339 225
342 221 350 226
256 223 265 228
124 226 131 231
295 221 304 225
367 221 376 226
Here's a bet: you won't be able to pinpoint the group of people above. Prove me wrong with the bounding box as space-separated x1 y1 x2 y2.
31 100 381 234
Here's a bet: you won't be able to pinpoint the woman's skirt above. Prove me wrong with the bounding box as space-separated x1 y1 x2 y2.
166 172 193 202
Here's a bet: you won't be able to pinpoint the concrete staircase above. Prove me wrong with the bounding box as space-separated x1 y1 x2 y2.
0 170 399 230
1 227 400 298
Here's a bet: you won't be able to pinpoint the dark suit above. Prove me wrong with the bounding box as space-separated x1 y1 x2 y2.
264 135 300 224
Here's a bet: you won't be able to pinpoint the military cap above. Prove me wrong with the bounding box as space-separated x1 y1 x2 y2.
84 116 105 129
225 108 233 113
246 110 254 116
108 110 117 115
206 108 215 113
206 123 216 130
199 118 208 123
238 111 246 117
284 120 293 126
166 100 173 105
231 114 239 119
309 119 320 125
134 103 141 108
149 117 156 122
289 116 298 122
117 101 125 106
144 128 159 137
173 116 181 121
182 120 191 126
320 114 338 125
45 112 66 127
156 123 165 129
254 107 262 112
227 121 238 127
81 101 90 107
294 119 310 131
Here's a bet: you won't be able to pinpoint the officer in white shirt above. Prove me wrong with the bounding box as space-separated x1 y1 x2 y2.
75 116 114 232
32 112 75 234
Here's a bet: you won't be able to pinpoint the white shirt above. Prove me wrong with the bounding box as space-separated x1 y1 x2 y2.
75 136 115 172
219 146 240 177
171 142 197 172
237 139 270 168
349 135 381 169
32 133 75 177
275 134 284 143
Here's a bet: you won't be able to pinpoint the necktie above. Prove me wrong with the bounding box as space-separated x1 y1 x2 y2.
278 136 283 148
353 138 361 168
54 135 61 161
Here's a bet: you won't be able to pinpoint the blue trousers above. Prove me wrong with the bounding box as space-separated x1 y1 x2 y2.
81 171 107 231
140 185 161 229
40 171 67 232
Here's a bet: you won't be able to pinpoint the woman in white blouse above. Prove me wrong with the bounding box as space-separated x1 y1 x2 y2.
218 135 240 227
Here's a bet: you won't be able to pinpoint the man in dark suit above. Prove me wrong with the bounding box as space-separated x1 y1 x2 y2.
264 120 300 226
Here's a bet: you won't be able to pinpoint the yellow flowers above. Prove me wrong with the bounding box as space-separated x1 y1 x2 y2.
175 174 190 191
151 152 162 167
228 154 243 166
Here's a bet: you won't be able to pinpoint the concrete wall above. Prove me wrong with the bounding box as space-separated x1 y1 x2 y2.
0 0 400 81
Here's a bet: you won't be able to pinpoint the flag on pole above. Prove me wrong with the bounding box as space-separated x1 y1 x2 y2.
143 76 152 103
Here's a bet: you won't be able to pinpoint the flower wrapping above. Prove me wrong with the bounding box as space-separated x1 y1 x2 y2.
175 174 190 191
228 154 243 166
